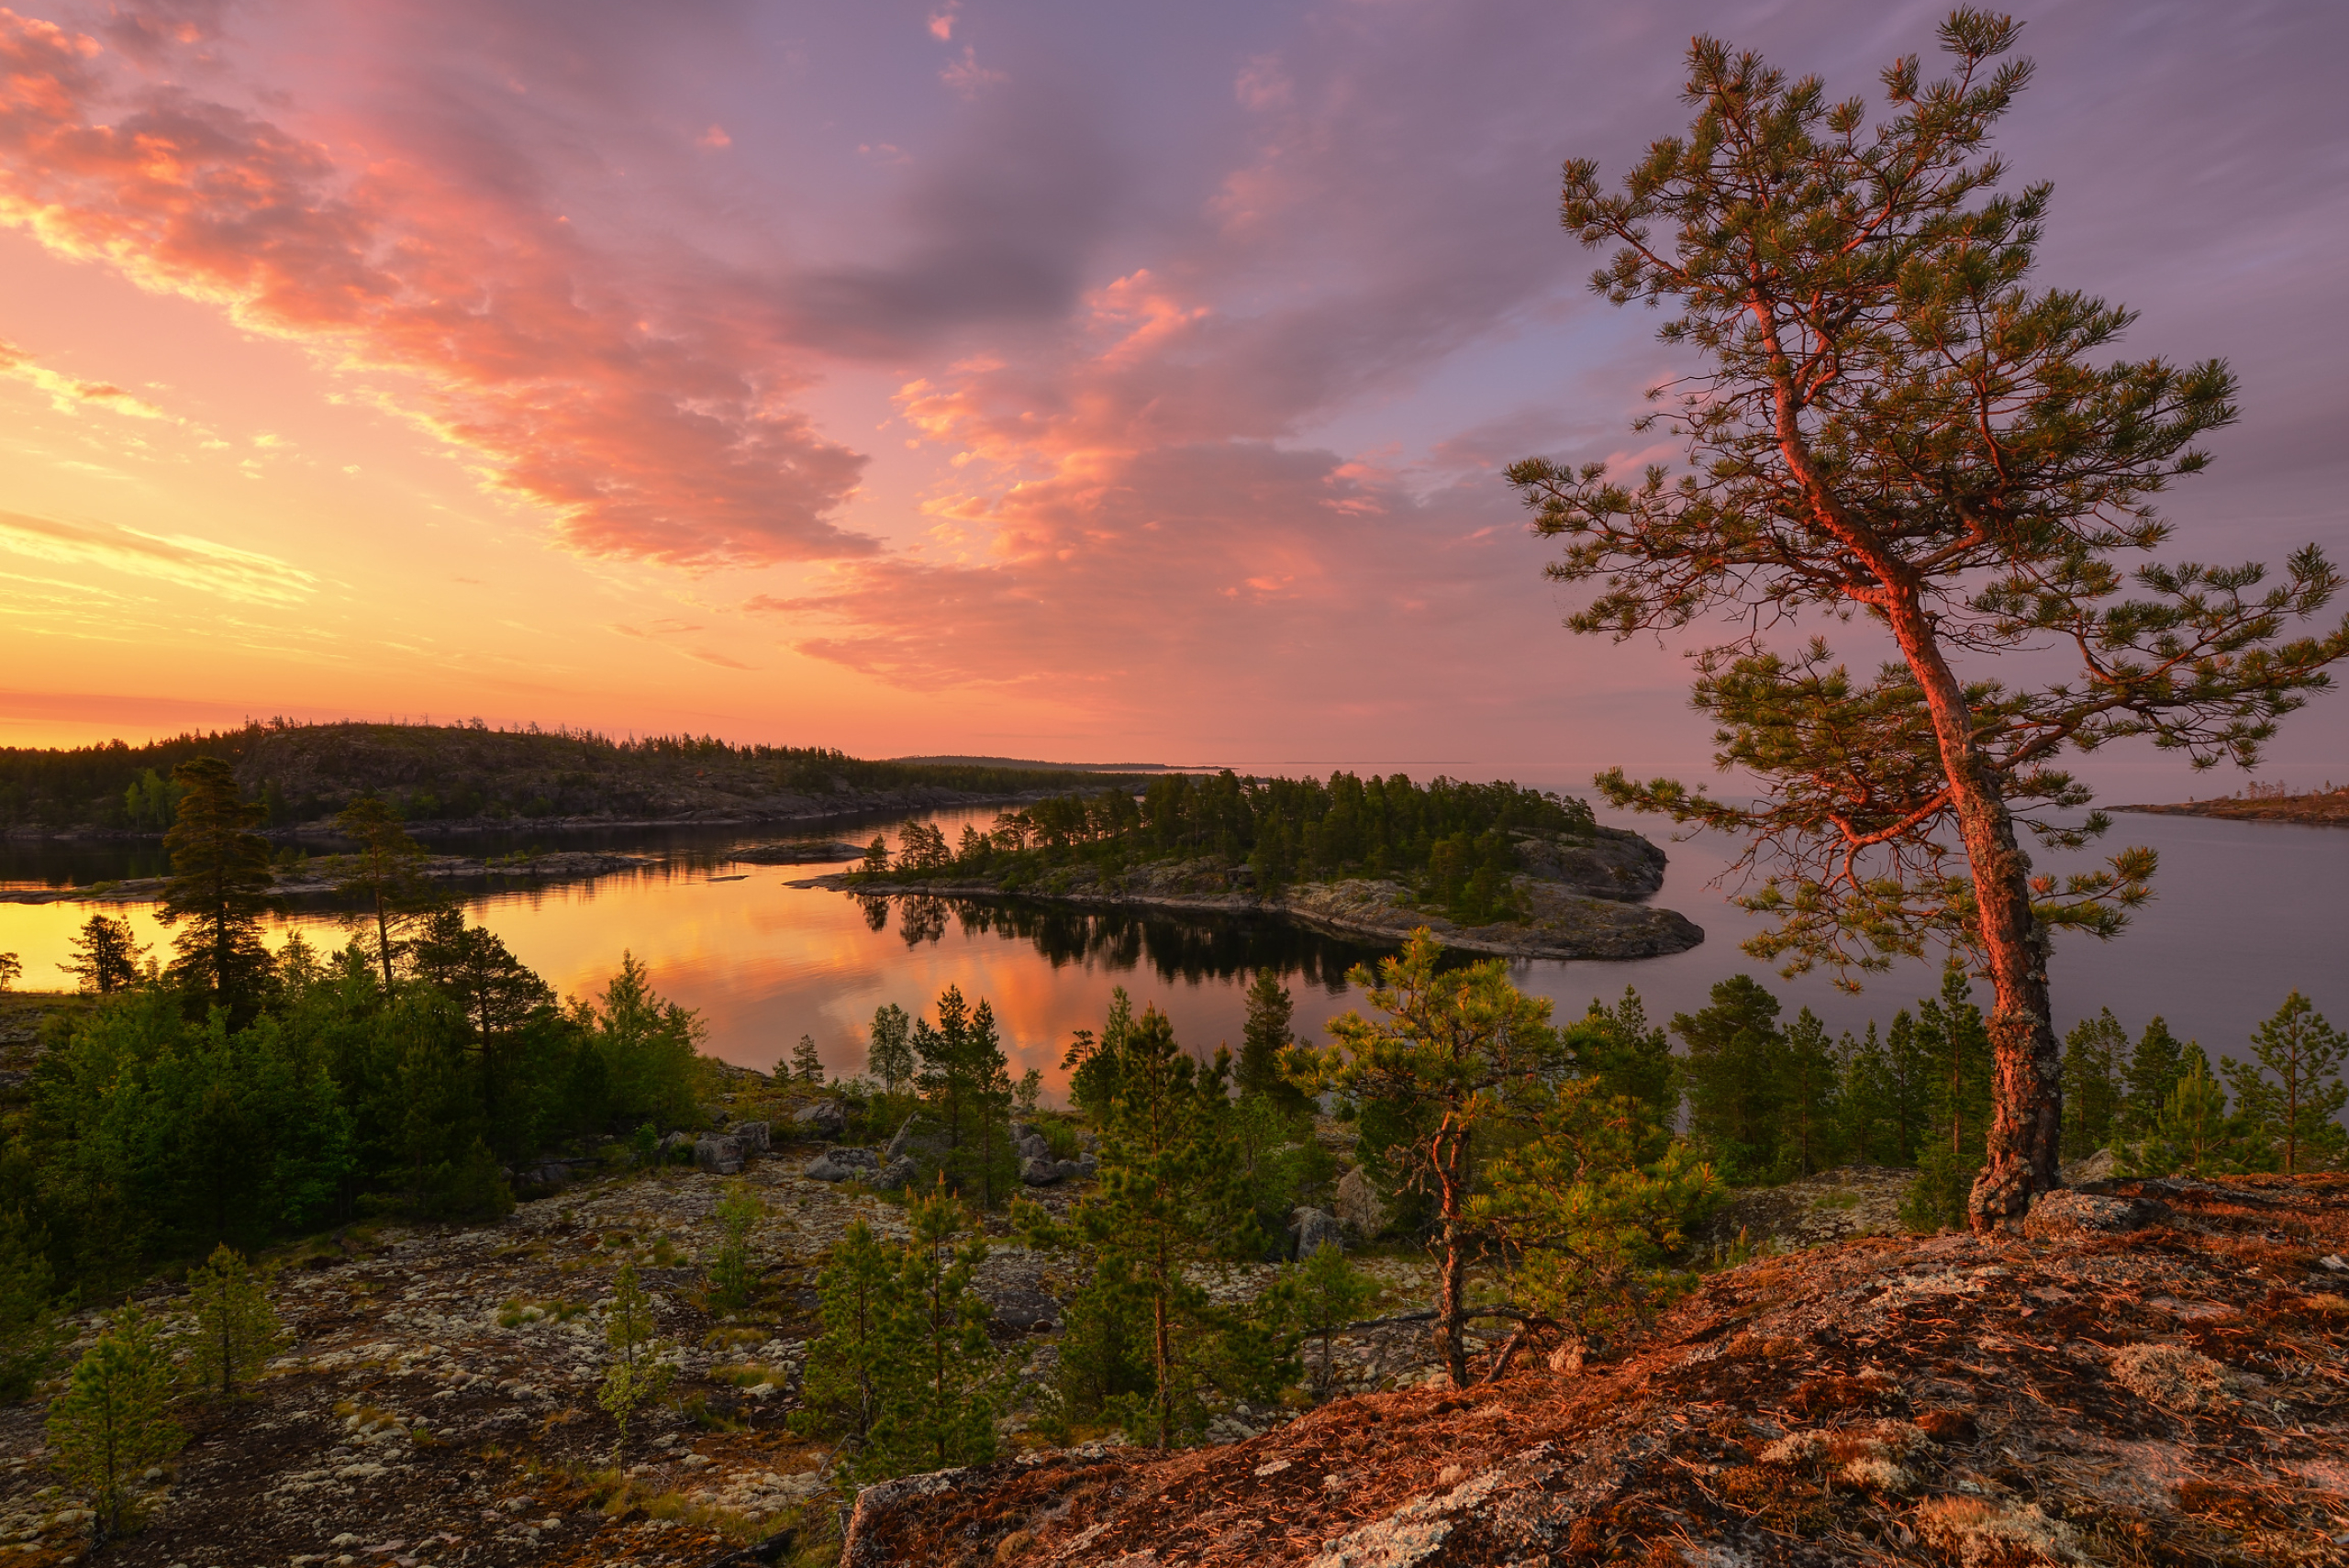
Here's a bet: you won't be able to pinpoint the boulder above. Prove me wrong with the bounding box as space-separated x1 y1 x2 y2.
874 1156 918 1190
1021 1155 1086 1186
695 1134 745 1176
804 1147 881 1183
2023 1187 2167 1245
2058 1147 2119 1186
1289 1206 1345 1260
984 1288 1061 1333
730 1120 772 1154
1017 1132 1052 1163
657 1131 696 1162
793 1101 847 1140
1334 1167 1391 1238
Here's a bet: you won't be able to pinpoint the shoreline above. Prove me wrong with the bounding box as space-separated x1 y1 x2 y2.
790 871 1705 962
2114 791 2349 828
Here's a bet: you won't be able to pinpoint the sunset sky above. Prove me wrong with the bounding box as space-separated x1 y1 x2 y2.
2 0 2343 786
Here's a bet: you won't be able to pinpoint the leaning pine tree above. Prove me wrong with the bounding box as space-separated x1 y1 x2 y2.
1508 10 2348 1229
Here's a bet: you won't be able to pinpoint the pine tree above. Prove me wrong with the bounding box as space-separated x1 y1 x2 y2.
1308 929 1560 1389
1236 969 1310 1115
795 1220 894 1451
332 795 443 991
1564 986 1677 1138
866 1003 916 1094
183 1244 288 1401
2059 1010 2129 1159
0 952 17 991
48 1305 184 1542
2121 1018 2191 1137
863 1187 1007 1480
1023 1007 1261 1445
0 1212 62 1402
1772 1007 1842 1178
157 756 276 1023
598 1256 674 1451
789 1033 826 1084
60 915 149 995
2222 993 2349 1174
1063 986 1136 1118
705 1182 763 1315
1835 1023 1904 1166
1508 12 2349 1230
1672 975 1784 1181
1266 1242 1374 1401
2122 1057 2260 1178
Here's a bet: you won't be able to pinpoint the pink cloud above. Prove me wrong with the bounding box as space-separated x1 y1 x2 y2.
0 8 871 568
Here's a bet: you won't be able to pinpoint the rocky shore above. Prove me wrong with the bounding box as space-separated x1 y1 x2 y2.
791 828 1704 962
2116 788 2349 827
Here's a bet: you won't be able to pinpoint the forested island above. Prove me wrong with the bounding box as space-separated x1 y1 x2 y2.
2117 784 2349 827
0 720 1152 839
802 771 1704 961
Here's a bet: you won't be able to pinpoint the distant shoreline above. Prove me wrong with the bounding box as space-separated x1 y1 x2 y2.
2114 789 2349 828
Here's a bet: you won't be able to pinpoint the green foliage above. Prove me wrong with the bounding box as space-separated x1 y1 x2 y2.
1020 1002 1262 1448
2059 1010 2129 1159
867 771 1596 914
2120 1056 2272 1179
332 795 444 992
907 986 1018 1206
788 1034 826 1085
1475 1077 1720 1340
2121 1017 2193 1137
706 1183 763 1314
1673 976 1786 1181
1236 970 1312 1115
1563 988 1677 1143
1265 1243 1375 1400
48 1305 184 1542
573 952 707 1135
1305 929 1560 1388
865 1004 915 1093
0 1211 64 1402
60 915 148 995
598 1256 676 1450
1063 987 1135 1120
2222 993 2349 1174
0 952 17 991
1040 1254 1153 1438
158 756 276 1024
1229 1091 1335 1247
794 1219 893 1448
183 1244 288 1401
1014 1066 1042 1117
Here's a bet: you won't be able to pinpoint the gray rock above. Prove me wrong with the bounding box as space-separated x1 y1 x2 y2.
1021 1155 1085 1186
1076 1151 1097 1176
804 1147 881 1183
2058 1147 2118 1186
984 1288 1060 1332
730 1120 772 1154
657 1131 696 1162
695 1134 745 1176
1289 1206 1345 1260
874 1156 918 1190
2023 1187 2167 1245
792 1101 847 1139
1335 1166 1391 1238
1018 1132 1052 1163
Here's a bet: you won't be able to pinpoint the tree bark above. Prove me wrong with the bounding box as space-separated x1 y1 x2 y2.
1882 590 2063 1231
1432 1121 1469 1388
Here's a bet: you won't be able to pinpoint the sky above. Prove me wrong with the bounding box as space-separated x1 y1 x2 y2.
0 0 2343 791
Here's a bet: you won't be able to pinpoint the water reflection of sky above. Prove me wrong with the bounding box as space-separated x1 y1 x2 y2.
1 780 2343 1101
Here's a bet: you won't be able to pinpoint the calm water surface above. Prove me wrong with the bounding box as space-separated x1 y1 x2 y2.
2 773 2341 1095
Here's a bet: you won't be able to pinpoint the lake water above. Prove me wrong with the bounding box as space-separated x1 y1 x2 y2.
2 774 2342 1096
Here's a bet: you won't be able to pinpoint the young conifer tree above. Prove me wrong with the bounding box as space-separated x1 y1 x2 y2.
795 1220 895 1452
332 795 443 991
2059 1010 2129 1159
48 1305 184 1542
598 1256 674 1451
1508 10 2349 1229
790 1033 827 1084
705 1182 763 1315
1236 969 1311 1115
1265 1242 1374 1401
184 1244 288 1401
863 1186 1007 1480
1307 930 1559 1389
2222 994 2349 1175
865 1003 916 1095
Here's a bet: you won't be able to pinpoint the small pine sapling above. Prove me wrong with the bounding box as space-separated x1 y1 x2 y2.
598 1256 675 1451
793 1220 896 1452
861 1185 1009 1481
1268 1243 1375 1400
47 1305 184 1542
706 1182 763 1314
184 1244 289 1401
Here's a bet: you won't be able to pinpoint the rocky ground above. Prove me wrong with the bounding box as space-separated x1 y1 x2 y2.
796 826 1703 962
841 1175 2349 1567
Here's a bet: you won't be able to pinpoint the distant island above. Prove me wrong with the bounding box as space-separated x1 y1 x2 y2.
795 771 1703 961
0 721 1155 840
2114 784 2349 827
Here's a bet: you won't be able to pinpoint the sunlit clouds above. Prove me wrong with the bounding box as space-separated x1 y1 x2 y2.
0 1 2340 778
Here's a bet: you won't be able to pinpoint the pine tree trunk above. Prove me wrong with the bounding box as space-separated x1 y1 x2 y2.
1433 1124 1468 1388
1884 593 2063 1231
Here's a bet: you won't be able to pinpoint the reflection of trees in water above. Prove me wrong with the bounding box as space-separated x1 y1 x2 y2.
850 892 1385 992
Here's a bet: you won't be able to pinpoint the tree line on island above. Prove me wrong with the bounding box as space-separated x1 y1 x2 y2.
857 769 1597 922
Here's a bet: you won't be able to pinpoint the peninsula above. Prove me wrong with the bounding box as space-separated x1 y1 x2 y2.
2115 785 2349 827
795 771 1704 961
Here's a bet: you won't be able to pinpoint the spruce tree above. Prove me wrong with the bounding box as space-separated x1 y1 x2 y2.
1236 969 1310 1115
1773 1007 1842 1179
183 1244 288 1401
2123 1057 2259 1178
1308 930 1559 1388
48 1305 184 1542
2121 1018 2191 1137
705 1182 763 1315
2222 993 2349 1175
789 1033 826 1084
865 1003 916 1094
1564 986 1677 1138
1835 1023 1902 1165
60 914 148 995
795 1220 894 1451
1063 986 1135 1118
1508 10 2349 1229
332 795 443 991
2059 1010 2129 1159
863 1187 1007 1480
1265 1242 1374 1401
158 756 275 1023
1672 975 1784 1182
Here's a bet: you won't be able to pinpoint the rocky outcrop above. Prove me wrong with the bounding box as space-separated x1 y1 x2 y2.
796 826 1704 962
1288 1206 1346 1259
1335 1167 1392 1239
1694 1163 1916 1253
841 1173 2349 1567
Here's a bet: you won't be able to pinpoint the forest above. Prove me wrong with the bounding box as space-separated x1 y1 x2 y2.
0 719 1142 834
862 769 1598 920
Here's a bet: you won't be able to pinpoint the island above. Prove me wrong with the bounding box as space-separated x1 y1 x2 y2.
792 771 1704 961
2114 784 2349 827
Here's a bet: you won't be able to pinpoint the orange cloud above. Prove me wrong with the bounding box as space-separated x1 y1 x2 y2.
0 507 315 603
0 338 173 419
0 10 870 568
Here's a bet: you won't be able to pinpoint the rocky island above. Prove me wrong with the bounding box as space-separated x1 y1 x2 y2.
2115 784 2349 828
